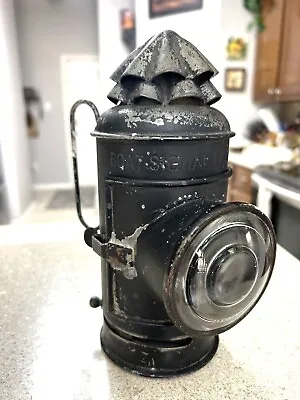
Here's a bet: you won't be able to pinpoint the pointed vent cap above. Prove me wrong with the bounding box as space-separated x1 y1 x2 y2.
107 30 221 106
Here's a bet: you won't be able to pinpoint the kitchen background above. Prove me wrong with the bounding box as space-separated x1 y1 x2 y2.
1 0 300 259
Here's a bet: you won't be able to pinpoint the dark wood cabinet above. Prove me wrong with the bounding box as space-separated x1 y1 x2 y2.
228 163 253 203
254 0 284 102
277 0 300 101
254 0 300 103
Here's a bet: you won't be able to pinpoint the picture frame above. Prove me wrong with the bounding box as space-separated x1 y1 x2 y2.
120 9 136 52
149 0 203 19
225 68 246 92
226 37 248 61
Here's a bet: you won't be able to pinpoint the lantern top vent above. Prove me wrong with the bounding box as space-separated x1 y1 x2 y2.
108 30 221 106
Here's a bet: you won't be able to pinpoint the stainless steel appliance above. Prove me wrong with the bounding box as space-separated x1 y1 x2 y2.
253 163 300 260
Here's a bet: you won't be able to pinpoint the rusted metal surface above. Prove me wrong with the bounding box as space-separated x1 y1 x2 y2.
92 225 148 279
107 243 135 279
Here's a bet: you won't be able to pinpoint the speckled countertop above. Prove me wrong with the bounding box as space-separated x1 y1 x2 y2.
1 221 300 400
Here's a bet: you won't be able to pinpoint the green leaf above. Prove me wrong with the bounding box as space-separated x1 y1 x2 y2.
247 21 256 31
244 0 261 13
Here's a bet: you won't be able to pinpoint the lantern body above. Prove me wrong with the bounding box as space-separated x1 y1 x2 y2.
93 105 232 376
71 31 276 377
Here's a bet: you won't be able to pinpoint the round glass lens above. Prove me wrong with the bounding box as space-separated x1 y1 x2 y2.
184 209 275 332
206 245 258 306
165 203 276 337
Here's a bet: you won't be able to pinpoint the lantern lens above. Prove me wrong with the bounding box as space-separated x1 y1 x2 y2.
205 244 258 306
164 203 276 336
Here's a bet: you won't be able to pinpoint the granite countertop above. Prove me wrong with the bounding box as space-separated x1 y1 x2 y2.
1 222 300 400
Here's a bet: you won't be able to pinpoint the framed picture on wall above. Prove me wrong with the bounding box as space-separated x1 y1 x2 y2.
149 0 203 19
120 9 136 51
225 68 246 92
226 37 248 61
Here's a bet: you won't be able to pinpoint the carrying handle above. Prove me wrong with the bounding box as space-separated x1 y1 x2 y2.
70 99 100 231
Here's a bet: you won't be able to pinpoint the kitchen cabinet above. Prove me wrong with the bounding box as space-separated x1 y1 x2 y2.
277 0 300 101
228 163 253 203
254 0 300 103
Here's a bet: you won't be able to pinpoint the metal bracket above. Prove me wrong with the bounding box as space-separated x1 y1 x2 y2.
92 234 136 279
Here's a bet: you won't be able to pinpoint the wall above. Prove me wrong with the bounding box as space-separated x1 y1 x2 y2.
97 0 135 113
134 0 257 139
219 0 258 140
0 0 32 219
14 0 98 185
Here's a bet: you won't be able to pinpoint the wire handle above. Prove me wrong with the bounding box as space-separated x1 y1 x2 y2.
70 99 100 230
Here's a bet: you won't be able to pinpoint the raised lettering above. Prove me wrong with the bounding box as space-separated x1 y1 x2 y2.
167 156 180 171
111 152 185 173
150 155 160 171
126 154 136 171
135 155 144 171
117 153 125 169
191 157 202 171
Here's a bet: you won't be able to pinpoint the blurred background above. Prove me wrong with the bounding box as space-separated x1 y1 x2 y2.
1 0 300 259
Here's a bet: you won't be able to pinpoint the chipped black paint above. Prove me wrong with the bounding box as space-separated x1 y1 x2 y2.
108 30 220 106
69 31 231 377
70 30 275 378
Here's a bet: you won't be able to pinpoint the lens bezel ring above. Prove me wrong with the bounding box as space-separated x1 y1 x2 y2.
163 202 276 337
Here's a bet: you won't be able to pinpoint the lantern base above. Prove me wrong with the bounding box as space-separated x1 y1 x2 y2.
100 321 219 378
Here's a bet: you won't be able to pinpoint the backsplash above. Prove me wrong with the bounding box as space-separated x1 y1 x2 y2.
279 102 300 125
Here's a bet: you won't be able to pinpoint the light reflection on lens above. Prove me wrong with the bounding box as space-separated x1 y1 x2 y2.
206 245 258 306
185 211 273 329
165 204 275 337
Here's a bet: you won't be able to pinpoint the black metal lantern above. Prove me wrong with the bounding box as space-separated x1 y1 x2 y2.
70 31 276 377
